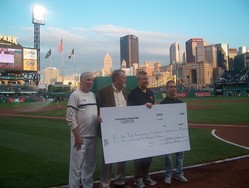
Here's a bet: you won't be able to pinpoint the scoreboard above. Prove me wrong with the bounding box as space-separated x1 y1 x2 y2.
0 35 37 72
23 48 38 71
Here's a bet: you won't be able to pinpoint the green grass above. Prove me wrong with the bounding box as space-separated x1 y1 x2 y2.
182 97 249 124
0 117 70 187
19 97 249 124
0 96 249 187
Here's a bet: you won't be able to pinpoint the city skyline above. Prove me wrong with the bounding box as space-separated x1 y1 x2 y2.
1 0 249 76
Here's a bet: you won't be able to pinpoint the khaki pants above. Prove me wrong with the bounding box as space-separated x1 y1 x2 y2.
100 150 126 188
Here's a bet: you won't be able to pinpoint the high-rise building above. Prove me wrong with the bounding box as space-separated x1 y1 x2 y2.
185 38 204 63
216 43 229 70
169 42 182 64
234 52 249 70
229 48 238 70
238 46 247 55
103 52 112 76
196 41 206 62
205 44 219 81
40 67 62 86
205 45 217 68
182 52 186 63
120 34 139 68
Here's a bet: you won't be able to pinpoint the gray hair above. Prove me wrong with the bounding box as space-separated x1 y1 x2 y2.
80 72 93 81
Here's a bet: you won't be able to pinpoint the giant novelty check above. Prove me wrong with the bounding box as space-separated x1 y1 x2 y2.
100 103 190 164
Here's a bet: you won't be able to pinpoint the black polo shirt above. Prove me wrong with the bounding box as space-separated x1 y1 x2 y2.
128 87 155 106
160 97 183 104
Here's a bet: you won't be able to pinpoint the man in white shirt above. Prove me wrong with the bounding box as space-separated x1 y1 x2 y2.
66 72 99 188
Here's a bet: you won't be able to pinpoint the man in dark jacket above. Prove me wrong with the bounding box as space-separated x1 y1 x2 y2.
96 69 129 188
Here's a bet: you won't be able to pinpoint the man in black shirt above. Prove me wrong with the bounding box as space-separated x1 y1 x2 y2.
160 80 188 185
128 71 157 188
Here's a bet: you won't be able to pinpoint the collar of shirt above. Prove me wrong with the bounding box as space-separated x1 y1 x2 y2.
112 84 121 93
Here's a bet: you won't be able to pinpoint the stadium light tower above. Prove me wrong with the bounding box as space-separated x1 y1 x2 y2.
32 5 45 84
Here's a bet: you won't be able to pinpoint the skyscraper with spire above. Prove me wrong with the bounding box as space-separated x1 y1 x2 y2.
103 52 112 76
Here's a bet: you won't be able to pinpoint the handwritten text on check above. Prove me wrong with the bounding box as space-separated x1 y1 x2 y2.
100 103 190 164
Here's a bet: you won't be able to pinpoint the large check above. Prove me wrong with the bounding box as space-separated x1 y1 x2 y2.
100 103 190 164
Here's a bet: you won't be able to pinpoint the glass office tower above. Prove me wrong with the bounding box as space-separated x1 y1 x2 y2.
120 34 139 68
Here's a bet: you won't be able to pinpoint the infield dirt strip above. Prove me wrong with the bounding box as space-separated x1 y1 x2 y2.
0 104 249 188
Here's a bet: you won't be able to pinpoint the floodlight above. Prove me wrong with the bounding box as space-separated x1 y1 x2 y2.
32 4 46 83
32 5 46 25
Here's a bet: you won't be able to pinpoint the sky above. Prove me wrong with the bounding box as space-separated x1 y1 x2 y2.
1 0 249 76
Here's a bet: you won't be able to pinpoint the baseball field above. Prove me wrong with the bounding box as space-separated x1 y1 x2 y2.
0 96 248 187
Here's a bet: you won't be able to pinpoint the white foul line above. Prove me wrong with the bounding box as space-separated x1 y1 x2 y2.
212 129 249 150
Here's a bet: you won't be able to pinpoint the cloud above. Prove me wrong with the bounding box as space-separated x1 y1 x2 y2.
91 24 187 54
16 24 188 76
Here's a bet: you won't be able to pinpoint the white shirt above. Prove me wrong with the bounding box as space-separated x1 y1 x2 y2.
112 84 127 107
66 89 97 137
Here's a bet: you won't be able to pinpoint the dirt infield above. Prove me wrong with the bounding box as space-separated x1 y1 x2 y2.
1 103 249 188
91 156 249 188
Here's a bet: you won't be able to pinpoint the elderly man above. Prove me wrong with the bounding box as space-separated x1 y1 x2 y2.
66 72 99 188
